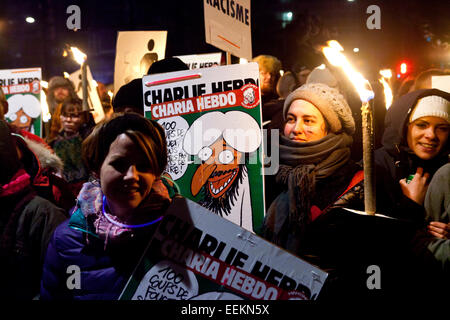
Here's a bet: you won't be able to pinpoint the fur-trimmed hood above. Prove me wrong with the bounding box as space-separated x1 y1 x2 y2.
24 137 63 173
14 135 63 186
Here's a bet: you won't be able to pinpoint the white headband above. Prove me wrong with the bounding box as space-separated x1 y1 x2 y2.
410 95 450 123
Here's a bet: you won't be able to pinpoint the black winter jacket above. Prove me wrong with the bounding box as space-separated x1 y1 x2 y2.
374 89 450 223
0 187 67 300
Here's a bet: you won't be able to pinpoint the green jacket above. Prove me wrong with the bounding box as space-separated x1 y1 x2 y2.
424 163 450 275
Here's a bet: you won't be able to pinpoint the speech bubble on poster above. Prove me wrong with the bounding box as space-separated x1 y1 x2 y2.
131 260 199 300
158 116 190 180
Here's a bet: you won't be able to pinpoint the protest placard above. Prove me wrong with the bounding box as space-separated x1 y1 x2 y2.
432 75 450 93
175 53 222 70
0 68 42 136
69 66 105 123
114 31 167 94
119 197 328 300
142 62 264 232
203 0 252 60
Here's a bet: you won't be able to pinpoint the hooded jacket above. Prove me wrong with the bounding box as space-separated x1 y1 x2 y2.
0 121 67 300
374 89 450 222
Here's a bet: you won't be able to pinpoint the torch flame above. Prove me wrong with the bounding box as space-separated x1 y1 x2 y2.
63 72 70 79
40 87 51 122
322 40 374 102
70 46 87 65
379 69 392 79
379 77 393 110
107 90 113 99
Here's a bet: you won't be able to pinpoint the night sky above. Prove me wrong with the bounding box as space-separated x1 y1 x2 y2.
0 0 448 85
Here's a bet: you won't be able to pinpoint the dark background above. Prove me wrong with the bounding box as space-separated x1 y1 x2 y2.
0 0 448 86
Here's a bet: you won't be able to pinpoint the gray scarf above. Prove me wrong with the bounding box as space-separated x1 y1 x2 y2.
271 133 353 236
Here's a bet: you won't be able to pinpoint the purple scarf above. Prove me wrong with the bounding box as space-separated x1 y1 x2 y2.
77 179 171 249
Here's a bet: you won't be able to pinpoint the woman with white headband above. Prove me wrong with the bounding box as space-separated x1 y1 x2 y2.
374 89 450 222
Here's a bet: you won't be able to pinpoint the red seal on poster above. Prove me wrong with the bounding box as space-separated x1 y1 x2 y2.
31 80 41 94
240 83 260 109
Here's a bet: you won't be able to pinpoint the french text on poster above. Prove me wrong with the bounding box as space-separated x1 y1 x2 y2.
119 197 328 300
203 0 252 60
175 53 222 70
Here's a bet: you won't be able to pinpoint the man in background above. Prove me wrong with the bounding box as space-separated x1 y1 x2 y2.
252 55 282 105
45 76 78 141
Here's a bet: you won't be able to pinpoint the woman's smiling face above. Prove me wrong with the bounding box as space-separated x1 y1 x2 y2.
100 133 156 220
407 116 449 160
284 99 328 142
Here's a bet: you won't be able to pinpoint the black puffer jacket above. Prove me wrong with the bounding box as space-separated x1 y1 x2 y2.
374 89 450 223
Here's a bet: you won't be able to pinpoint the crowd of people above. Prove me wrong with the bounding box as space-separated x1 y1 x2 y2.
0 53 449 301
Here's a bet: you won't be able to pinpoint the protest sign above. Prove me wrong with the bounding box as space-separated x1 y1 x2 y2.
114 31 167 94
119 197 328 300
69 67 105 123
175 53 222 70
142 62 264 232
0 68 42 136
203 0 252 60
432 75 450 93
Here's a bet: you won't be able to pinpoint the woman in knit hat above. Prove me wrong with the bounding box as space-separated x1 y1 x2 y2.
374 88 450 222
262 83 364 266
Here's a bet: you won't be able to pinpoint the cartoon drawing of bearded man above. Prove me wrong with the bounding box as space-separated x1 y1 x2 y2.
183 111 261 231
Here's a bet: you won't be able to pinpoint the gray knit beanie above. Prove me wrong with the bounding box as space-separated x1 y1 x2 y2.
283 83 355 135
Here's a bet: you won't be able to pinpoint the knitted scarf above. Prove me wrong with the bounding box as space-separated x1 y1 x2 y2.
77 178 172 249
269 133 353 238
